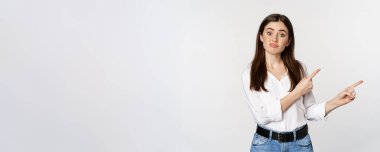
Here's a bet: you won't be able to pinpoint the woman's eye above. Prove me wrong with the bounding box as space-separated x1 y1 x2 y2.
266 32 272 36
281 34 286 37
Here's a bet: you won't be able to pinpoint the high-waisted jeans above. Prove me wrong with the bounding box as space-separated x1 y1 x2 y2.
250 126 313 152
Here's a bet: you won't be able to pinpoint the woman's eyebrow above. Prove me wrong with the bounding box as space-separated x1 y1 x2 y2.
265 28 274 31
279 29 288 34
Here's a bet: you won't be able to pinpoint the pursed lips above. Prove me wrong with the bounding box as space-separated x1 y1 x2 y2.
269 43 279 48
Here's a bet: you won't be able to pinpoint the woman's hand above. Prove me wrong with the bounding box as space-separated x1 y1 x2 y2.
281 68 320 112
325 80 363 116
332 80 364 107
294 68 321 96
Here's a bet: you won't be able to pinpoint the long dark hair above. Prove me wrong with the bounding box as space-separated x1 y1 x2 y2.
250 14 305 92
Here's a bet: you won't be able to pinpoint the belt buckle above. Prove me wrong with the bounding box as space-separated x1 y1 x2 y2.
277 133 285 142
277 133 292 142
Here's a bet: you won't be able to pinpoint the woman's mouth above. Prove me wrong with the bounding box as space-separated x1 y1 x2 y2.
269 43 279 48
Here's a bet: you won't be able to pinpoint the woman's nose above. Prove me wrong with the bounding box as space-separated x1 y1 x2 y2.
272 35 278 42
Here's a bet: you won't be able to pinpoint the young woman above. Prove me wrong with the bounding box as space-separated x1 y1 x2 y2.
242 14 363 152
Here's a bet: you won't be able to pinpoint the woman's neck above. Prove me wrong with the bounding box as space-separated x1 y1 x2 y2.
265 53 283 69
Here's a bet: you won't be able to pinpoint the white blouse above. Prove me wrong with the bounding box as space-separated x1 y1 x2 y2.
242 63 328 132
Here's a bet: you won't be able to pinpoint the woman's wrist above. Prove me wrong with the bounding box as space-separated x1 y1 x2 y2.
291 88 303 99
325 98 340 116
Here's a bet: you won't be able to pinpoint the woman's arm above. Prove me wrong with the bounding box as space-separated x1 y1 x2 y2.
325 80 364 116
280 68 321 112
242 67 283 124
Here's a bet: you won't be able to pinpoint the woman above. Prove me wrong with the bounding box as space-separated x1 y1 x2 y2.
242 14 363 152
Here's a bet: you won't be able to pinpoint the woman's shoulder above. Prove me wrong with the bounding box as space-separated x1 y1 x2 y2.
242 62 252 73
296 60 309 75
296 60 306 67
241 62 252 79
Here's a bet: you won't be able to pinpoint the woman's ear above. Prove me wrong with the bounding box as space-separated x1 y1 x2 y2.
260 34 263 42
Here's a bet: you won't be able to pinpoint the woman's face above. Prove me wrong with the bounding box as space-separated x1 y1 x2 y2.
260 21 291 55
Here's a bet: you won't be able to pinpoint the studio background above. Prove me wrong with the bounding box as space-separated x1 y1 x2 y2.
0 0 379 151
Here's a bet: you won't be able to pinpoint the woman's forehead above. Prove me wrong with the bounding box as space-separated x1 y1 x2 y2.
264 21 288 32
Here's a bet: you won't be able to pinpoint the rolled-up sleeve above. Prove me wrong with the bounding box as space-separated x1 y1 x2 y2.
242 68 283 125
301 63 331 121
303 92 329 121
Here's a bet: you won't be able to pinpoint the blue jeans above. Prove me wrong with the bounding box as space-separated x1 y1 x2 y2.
250 128 313 152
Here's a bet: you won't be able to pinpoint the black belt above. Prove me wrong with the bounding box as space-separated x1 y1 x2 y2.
256 125 308 142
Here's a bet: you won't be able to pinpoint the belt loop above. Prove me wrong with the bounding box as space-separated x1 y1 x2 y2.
293 131 296 142
269 130 273 141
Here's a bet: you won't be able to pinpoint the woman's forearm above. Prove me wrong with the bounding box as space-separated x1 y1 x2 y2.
280 90 302 112
325 98 340 116
324 80 363 116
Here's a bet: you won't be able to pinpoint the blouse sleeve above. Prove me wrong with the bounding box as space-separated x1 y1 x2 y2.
241 64 283 125
303 91 328 121
301 63 331 121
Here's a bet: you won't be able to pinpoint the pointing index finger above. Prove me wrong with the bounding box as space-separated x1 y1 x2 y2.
351 80 364 88
308 68 321 79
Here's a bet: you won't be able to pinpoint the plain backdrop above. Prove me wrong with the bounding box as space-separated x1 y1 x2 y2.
0 0 379 151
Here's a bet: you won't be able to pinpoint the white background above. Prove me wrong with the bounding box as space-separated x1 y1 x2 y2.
0 0 379 151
